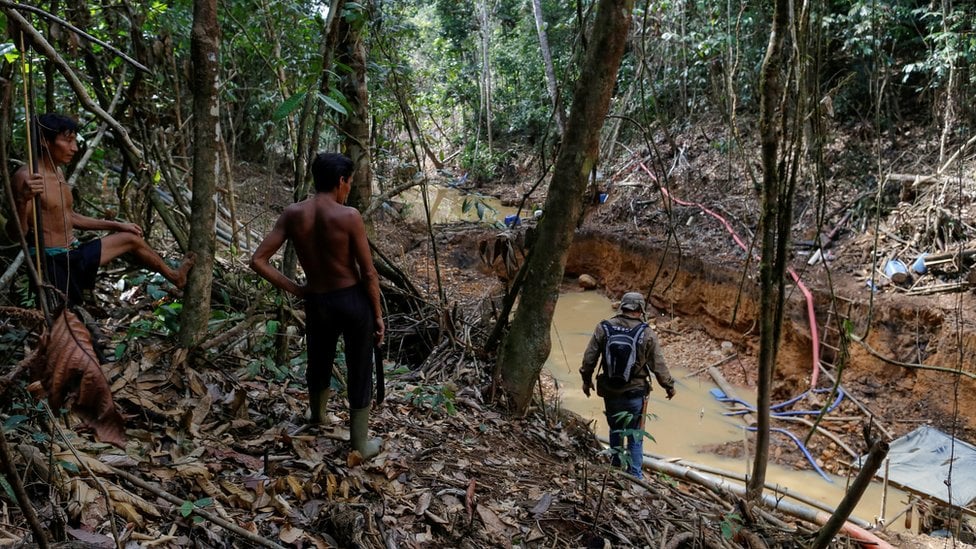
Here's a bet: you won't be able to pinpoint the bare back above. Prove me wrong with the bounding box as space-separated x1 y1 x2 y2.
284 194 366 293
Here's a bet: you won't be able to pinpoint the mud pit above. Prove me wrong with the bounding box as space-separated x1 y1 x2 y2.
563 228 976 443
424 216 976 493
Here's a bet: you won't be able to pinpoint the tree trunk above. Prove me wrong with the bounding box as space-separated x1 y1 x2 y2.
747 0 790 501
179 0 220 348
477 0 493 155
530 0 565 137
337 3 372 214
497 0 635 413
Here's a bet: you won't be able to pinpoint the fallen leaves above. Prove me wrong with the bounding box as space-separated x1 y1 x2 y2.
30 308 126 447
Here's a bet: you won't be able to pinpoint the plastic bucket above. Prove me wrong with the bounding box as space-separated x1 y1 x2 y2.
884 258 910 284
504 214 521 227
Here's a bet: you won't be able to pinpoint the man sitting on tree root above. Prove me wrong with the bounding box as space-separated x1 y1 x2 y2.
250 152 385 459
6 113 195 307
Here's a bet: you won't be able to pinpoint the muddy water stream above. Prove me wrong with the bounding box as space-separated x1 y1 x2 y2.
403 185 518 225
546 291 905 528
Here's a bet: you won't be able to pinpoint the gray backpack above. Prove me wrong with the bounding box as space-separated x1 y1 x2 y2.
600 321 647 385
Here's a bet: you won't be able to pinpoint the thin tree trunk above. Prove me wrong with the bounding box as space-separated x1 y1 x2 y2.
748 0 791 500
810 440 889 549
497 0 635 413
531 0 565 137
478 0 493 154
179 0 220 348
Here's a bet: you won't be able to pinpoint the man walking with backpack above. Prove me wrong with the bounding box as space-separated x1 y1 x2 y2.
580 291 676 479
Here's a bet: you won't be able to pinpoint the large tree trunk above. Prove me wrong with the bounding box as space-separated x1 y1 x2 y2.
530 0 565 137
497 0 634 413
179 0 220 348
748 0 791 500
337 3 372 213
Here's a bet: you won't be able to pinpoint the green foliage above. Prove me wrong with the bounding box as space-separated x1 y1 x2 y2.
603 410 655 473
180 496 214 524
0 474 15 501
409 383 457 416
720 512 743 539
820 0 975 120
459 143 510 183
241 319 310 383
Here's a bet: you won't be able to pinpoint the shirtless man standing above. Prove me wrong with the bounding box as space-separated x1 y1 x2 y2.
250 152 385 458
6 113 195 307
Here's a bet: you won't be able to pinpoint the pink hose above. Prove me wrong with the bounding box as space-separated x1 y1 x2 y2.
636 161 821 389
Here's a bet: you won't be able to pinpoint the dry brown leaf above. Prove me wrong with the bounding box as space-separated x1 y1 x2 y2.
465 479 476 522
476 505 511 543
279 525 304 545
66 527 114 548
55 450 114 475
67 478 101 527
529 491 553 516
107 483 161 518
326 474 337 499
414 491 432 516
174 462 211 480
111 501 145 526
32 309 126 447
195 475 226 503
285 475 305 500
219 480 255 508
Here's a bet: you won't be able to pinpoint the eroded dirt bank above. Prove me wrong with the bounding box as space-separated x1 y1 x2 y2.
564 228 976 440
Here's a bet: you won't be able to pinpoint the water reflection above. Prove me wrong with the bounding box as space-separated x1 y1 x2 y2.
546 290 905 529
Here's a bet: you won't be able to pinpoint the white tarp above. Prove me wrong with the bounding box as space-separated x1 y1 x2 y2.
859 426 976 507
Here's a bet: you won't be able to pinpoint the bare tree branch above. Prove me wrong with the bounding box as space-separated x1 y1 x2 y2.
3 7 144 162
0 1 151 74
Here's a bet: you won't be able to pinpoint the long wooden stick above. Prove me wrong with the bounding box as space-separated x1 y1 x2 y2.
18 31 41 277
107 465 287 549
43 404 121 549
0 425 48 548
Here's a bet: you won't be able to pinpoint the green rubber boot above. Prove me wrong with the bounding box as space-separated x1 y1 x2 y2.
308 388 332 425
349 407 382 459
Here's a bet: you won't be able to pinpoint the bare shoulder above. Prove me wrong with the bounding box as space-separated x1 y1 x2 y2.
11 164 28 183
337 204 365 224
280 199 314 219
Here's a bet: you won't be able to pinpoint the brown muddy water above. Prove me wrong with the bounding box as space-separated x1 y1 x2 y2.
546 291 906 529
403 185 518 225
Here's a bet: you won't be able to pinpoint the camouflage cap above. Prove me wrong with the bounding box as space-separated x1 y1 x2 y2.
619 292 645 312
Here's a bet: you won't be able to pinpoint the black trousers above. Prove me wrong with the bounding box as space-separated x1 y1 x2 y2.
304 285 374 409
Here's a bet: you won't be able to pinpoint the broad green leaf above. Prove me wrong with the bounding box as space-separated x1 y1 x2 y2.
0 475 14 500
59 460 80 473
272 91 307 122
316 92 347 116
3 415 28 430
180 500 194 517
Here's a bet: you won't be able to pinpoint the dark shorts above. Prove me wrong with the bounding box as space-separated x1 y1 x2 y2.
304 285 375 409
35 239 102 306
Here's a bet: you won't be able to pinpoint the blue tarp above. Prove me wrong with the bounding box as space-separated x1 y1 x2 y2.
859 426 976 507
